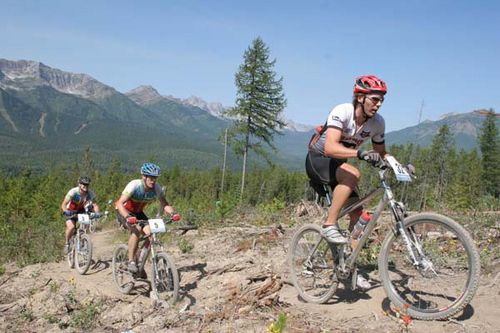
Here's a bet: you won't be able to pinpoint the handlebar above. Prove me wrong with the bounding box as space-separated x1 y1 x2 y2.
63 212 101 219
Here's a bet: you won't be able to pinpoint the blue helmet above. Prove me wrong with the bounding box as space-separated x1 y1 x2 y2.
141 162 161 177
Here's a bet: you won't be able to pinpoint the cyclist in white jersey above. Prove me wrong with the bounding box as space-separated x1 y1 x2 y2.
306 75 389 289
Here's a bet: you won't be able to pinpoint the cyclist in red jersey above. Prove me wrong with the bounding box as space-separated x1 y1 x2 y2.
116 162 176 273
61 176 101 254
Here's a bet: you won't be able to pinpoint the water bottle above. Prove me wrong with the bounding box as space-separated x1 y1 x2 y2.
351 210 371 240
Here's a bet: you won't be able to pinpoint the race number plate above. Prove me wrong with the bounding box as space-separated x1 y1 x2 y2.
386 156 412 182
148 219 166 233
78 214 91 224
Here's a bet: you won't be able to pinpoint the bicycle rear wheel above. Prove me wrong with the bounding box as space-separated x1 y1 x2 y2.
151 252 179 304
379 213 480 320
75 234 93 275
288 224 338 303
112 244 134 294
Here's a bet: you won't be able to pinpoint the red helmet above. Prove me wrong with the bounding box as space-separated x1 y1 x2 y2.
354 75 387 95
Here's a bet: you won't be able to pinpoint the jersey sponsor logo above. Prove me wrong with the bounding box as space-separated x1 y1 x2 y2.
360 130 371 138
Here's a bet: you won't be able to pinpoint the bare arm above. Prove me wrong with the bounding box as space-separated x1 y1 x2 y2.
372 142 388 159
92 202 100 213
61 197 70 212
324 128 358 159
159 194 174 216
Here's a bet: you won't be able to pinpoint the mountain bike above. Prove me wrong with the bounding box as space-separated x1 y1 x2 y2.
66 212 96 275
288 156 481 320
112 215 194 305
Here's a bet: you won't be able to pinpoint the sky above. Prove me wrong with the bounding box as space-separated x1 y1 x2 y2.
1 0 499 131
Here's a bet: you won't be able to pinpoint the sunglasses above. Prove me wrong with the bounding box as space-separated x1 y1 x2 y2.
367 95 384 104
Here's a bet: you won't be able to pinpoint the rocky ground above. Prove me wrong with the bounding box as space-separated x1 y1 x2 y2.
1 212 499 333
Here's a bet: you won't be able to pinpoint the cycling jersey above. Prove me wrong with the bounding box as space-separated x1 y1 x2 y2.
310 103 385 155
64 187 96 211
120 179 164 214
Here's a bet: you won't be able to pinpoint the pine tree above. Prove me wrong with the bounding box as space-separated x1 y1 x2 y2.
224 37 287 195
428 125 455 207
479 110 500 197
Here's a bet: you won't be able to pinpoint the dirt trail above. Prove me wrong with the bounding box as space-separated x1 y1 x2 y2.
1 223 499 332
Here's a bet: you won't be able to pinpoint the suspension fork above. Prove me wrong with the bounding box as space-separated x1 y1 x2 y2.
383 178 421 266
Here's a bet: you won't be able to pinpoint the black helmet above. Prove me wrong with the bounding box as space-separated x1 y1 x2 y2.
78 176 91 185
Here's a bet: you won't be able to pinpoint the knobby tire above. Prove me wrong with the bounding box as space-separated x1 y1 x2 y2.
151 252 179 304
378 213 480 320
75 234 93 275
288 224 338 303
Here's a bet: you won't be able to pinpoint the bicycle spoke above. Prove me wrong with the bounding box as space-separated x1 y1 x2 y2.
380 214 480 320
288 225 338 303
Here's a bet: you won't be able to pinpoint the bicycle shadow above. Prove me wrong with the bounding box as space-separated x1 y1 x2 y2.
381 297 475 321
85 259 110 275
296 273 382 305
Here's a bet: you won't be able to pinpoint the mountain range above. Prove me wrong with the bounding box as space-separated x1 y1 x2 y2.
0 59 497 172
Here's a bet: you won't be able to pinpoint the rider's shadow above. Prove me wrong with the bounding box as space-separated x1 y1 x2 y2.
86 259 110 275
176 262 208 309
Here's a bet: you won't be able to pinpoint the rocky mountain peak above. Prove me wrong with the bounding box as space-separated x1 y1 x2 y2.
0 58 114 99
181 95 226 117
126 85 164 105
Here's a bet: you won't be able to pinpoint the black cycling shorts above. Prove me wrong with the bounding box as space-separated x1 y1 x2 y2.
305 150 360 200
305 150 346 187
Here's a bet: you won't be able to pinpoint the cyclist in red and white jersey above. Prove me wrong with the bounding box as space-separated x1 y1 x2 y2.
61 176 101 254
306 75 390 288
116 162 176 273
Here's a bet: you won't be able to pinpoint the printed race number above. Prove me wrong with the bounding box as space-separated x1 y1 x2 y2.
386 156 412 182
78 214 91 224
148 219 166 233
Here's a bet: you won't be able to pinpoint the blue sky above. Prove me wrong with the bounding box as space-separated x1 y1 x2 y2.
1 0 498 131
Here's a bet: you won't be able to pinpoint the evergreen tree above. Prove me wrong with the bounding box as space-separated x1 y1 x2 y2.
428 125 455 207
224 37 287 195
479 110 500 197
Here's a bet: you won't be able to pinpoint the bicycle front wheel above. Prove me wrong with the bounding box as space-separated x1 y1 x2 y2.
67 238 75 269
379 213 480 320
151 252 179 304
75 234 93 275
287 224 338 304
112 244 134 294
89 220 96 233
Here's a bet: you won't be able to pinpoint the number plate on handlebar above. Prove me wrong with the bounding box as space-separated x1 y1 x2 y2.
78 214 91 224
148 219 166 233
386 156 412 182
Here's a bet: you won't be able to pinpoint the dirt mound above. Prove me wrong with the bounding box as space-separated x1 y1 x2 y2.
1 224 499 332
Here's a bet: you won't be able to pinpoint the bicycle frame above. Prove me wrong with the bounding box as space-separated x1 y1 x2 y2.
316 167 415 273
137 232 163 273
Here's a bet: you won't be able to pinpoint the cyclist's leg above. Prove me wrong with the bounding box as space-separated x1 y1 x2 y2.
325 163 360 226
65 219 76 244
306 151 356 243
128 224 142 262
127 212 149 272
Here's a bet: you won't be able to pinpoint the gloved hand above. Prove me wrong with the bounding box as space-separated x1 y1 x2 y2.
357 150 384 168
93 212 102 219
63 210 74 217
126 216 137 224
171 213 181 222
